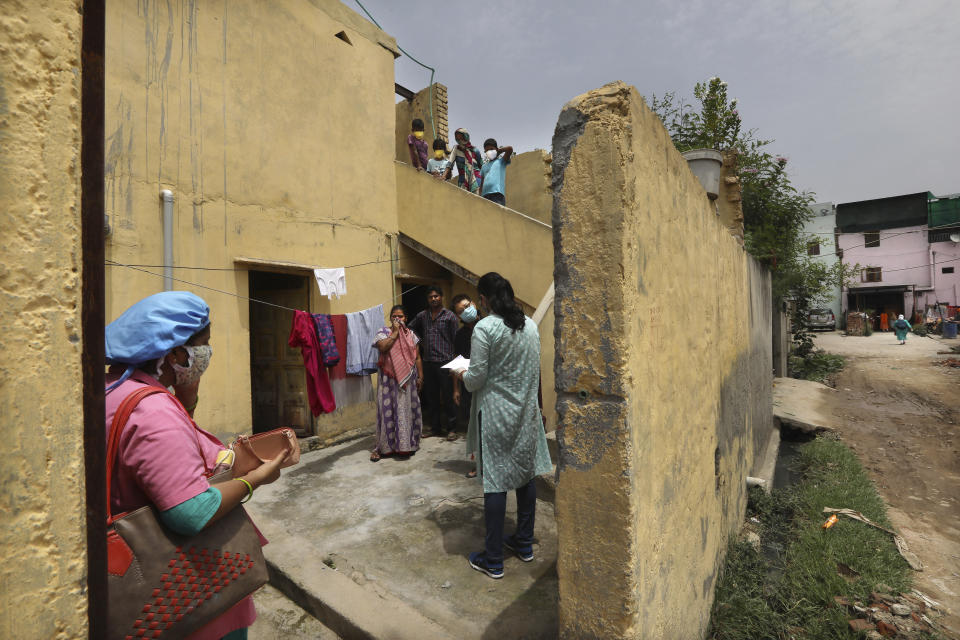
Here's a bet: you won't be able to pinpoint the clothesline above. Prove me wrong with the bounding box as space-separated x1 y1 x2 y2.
104 255 412 272
106 260 425 315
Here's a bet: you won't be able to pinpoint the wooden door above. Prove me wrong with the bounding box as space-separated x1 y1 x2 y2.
249 271 312 436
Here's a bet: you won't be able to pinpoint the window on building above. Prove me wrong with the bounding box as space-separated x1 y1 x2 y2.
864 231 880 248
929 226 960 243
807 240 820 256
943 266 955 274
861 266 882 282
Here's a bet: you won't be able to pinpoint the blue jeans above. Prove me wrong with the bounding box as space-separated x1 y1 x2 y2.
483 478 536 566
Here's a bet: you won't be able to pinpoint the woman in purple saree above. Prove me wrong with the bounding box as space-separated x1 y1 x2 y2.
370 305 424 461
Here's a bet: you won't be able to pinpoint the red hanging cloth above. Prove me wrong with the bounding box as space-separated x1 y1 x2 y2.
288 310 336 415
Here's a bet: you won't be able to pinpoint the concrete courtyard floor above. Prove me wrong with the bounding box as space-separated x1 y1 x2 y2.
245 434 559 639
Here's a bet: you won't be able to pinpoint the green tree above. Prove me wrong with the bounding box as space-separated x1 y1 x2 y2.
649 78 742 152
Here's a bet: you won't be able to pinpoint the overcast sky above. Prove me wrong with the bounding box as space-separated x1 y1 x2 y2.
352 0 958 206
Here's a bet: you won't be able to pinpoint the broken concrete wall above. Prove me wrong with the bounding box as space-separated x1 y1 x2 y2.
0 1 89 636
717 150 744 244
395 83 448 162
552 82 773 639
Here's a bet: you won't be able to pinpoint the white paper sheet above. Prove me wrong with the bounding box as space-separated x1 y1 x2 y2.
441 355 470 370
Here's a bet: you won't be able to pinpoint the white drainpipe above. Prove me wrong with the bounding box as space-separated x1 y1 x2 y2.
161 189 174 291
932 250 937 298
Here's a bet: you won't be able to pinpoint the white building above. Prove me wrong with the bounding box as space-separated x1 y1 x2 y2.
803 202 842 321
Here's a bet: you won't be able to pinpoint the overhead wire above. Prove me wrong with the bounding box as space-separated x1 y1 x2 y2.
106 260 427 314
754 228 942 261
789 228 926 259
104 255 413 273
871 254 960 275
354 0 438 139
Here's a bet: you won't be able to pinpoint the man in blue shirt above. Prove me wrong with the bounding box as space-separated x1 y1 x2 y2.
480 138 513 206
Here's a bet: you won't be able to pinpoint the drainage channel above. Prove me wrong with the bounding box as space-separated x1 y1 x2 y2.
761 425 817 583
772 425 815 491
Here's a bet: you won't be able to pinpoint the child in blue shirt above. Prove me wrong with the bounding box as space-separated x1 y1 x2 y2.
426 138 450 180
480 138 513 206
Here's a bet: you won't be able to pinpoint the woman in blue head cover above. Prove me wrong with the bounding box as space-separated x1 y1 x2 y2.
105 291 287 640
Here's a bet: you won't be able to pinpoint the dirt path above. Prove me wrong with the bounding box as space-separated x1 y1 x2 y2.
812 331 960 637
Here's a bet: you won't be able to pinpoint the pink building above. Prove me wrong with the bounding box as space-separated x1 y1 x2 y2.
838 192 960 322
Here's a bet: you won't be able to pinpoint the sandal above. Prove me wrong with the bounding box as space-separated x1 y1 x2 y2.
370 452 381 462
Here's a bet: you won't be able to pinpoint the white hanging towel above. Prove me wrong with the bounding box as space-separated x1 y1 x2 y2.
314 268 347 300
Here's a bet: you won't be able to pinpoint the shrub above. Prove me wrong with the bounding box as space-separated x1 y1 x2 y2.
789 350 845 383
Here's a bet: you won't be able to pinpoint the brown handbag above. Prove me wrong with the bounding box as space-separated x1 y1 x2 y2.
106 386 268 640
230 428 300 478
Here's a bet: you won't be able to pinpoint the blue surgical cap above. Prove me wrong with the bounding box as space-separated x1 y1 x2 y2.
105 291 210 391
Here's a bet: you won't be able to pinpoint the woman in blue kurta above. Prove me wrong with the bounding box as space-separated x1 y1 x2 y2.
893 314 912 344
452 272 552 578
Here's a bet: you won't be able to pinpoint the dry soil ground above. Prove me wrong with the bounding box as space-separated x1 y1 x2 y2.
812 331 960 637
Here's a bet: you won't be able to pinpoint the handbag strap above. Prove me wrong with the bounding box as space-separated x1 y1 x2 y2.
106 386 164 523
106 385 215 524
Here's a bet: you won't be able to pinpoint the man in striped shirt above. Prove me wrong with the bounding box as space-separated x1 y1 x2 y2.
408 286 459 440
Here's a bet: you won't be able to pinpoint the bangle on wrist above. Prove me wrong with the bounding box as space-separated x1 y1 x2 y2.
237 477 254 503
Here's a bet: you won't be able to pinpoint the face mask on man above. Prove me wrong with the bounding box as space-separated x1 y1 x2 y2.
460 304 478 323
413 131 424 140
171 344 213 385
485 149 498 161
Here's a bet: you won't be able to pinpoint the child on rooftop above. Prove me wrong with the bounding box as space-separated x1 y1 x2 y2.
407 118 429 171
426 138 450 180
480 138 513 206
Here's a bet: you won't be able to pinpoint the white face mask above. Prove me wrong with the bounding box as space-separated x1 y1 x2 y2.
171 344 213 385
485 149 498 161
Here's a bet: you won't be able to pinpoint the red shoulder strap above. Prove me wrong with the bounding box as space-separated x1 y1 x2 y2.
106 386 165 523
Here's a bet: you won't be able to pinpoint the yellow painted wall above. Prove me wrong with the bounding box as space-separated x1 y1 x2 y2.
104 0 399 439
504 149 553 225
0 1 88 636
396 162 552 308
397 244 451 285
552 82 773 639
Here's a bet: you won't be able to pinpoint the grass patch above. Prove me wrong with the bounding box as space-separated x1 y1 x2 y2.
789 351 845 384
708 436 921 640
